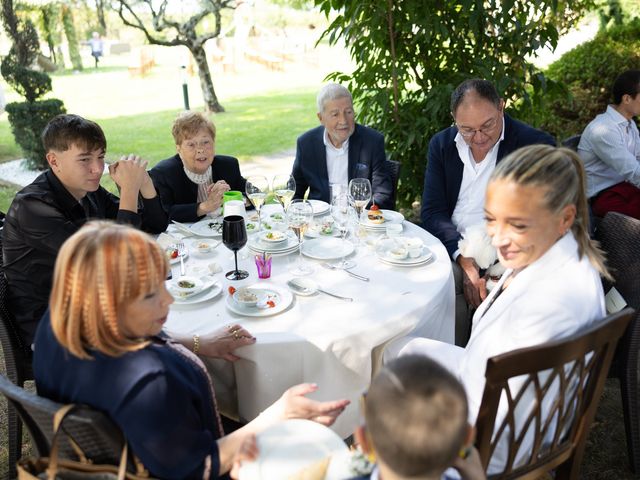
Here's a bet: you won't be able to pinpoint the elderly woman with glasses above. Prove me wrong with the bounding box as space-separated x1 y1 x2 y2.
33 221 349 479
150 111 247 222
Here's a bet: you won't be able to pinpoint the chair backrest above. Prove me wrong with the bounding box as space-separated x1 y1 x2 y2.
594 211 640 382
0 373 125 464
475 308 635 480
385 158 401 208
0 251 33 385
561 134 581 152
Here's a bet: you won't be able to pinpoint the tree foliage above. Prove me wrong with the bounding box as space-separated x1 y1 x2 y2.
539 18 640 139
315 0 594 208
1 0 66 169
115 0 234 113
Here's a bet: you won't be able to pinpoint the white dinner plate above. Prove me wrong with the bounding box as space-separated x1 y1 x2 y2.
238 419 351 480
168 281 222 305
225 283 293 317
301 238 354 260
360 209 405 229
249 234 299 253
377 250 434 267
308 199 330 216
190 218 224 238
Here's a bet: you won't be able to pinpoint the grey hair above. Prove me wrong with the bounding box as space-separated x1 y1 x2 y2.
316 83 353 113
491 145 611 280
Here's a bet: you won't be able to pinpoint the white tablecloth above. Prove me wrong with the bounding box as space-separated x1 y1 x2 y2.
164 219 454 437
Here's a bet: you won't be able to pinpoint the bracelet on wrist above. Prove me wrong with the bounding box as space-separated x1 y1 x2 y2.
192 334 200 354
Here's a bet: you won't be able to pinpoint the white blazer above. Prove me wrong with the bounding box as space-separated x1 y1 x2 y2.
399 233 605 473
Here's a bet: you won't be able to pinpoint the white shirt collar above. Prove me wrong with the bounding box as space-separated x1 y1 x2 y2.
605 104 631 126
454 116 506 161
183 165 212 185
323 128 349 154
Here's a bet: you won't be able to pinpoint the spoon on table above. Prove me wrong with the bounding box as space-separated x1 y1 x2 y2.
287 278 353 302
321 262 369 282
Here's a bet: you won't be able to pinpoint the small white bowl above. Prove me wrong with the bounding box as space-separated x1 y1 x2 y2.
408 247 423 258
172 276 202 294
233 288 260 307
260 230 287 244
388 247 408 260
195 241 214 254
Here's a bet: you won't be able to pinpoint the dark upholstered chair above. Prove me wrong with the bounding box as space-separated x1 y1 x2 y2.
595 211 640 472
561 134 581 151
385 158 401 209
475 308 634 480
0 373 126 472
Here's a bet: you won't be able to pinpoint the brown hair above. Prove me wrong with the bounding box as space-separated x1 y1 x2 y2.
364 355 468 477
42 114 107 154
491 144 611 280
171 111 216 145
49 221 168 359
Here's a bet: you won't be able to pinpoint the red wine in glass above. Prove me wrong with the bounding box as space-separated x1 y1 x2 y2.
223 215 249 280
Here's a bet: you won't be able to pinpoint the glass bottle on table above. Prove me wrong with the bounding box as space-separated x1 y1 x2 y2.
272 174 296 211
245 175 269 231
286 199 314 276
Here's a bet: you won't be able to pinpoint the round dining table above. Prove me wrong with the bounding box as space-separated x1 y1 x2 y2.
163 210 454 438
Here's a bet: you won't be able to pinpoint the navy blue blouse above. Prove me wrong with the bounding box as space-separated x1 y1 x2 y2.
34 312 222 479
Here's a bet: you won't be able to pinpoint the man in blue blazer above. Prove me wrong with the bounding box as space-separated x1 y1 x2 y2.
421 79 555 345
292 84 394 209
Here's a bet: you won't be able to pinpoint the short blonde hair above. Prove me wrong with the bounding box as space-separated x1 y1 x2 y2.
171 111 216 145
50 221 168 359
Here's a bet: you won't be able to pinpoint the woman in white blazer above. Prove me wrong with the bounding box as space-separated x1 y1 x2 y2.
399 144 610 474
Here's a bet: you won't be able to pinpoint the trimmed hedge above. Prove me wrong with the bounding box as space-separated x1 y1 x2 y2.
539 19 640 139
5 99 66 170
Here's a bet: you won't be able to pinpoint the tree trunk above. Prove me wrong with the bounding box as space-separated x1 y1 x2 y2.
61 5 83 71
95 0 107 34
189 44 224 113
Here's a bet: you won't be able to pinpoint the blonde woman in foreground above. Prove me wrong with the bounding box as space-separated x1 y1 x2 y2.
33 221 349 479
398 144 608 473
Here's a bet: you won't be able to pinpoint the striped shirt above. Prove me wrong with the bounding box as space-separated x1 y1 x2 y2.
578 105 640 198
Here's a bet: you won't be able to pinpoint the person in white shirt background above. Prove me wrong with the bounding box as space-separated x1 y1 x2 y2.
578 69 640 220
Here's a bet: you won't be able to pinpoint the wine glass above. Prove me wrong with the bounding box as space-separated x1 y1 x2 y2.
245 175 269 230
331 194 356 270
222 215 249 280
286 199 314 276
272 174 296 211
349 178 372 221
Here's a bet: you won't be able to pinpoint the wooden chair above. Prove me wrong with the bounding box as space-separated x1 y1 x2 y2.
0 373 125 470
595 211 640 472
385 158 401 209
475 308 635 480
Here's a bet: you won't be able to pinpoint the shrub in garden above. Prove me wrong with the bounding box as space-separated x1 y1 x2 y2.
538 19 640 140
1 0 66 169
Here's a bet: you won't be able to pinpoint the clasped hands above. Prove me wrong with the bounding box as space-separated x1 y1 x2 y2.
108 154 156 199
458 255 488 308
198 180 230 216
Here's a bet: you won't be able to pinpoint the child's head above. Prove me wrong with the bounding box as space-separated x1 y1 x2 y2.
42 114 106 155
357 355 470 479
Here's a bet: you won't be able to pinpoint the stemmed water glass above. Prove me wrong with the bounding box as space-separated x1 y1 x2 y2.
245 175 269 230
331 193 356 270
287 199 314 276
223 215 249 280
272 174 296 211
349 178 372 221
